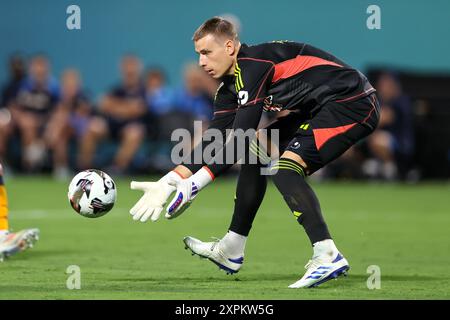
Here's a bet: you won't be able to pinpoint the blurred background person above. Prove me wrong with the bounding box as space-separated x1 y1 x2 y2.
78 55 147 174
44 69 92 179
145 67 175 140
174 63 215 128
0 54 26 164
1 55 27 106
145 67 174 117
144 63 216 171
8 55 59 172
144 67 176 171
363 71 415 180
173 63 215 153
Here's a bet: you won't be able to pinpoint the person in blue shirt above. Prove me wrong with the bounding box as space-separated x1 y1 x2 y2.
9 55 60 172
0 54 27 164
174 64 214 123
145 67 175 117
78 55 148 174
44 69 92 179
365 71 414 180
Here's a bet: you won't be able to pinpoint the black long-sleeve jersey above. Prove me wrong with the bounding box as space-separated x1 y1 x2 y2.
184 41 376 177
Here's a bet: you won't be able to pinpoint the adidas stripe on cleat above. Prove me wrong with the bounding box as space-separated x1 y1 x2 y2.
288 252 350 288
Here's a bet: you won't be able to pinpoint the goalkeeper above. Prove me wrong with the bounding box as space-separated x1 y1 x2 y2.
130 17 379 288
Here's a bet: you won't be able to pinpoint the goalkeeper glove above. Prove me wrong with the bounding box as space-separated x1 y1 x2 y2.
130 171 182 222
165 167 214 219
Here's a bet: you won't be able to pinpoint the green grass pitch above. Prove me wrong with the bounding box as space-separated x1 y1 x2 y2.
1 176 449 299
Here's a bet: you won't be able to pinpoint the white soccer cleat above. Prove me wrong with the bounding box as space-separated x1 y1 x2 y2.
288 252 350 288
0 228 40 262
183 236 244 275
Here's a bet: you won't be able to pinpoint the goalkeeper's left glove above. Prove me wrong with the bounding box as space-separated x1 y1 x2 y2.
165 167 214 219
129 171 182 222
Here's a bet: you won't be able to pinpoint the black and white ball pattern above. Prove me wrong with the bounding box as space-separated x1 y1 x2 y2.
68 169 117 218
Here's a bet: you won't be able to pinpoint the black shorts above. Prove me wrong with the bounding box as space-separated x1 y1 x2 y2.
105 117 146 140
265 93 380 174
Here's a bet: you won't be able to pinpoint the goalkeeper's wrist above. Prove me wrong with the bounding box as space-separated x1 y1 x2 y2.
160 170 184 183
190 166 215 191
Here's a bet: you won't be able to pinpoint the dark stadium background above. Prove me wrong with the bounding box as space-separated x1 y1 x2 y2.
1 0 449 178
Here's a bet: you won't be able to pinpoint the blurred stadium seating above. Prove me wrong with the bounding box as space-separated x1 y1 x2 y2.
0 1 449 180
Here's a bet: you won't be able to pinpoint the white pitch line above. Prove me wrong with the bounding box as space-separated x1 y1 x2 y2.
9 208 129 219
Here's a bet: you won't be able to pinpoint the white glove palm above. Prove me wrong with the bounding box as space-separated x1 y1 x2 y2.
130 172 181 222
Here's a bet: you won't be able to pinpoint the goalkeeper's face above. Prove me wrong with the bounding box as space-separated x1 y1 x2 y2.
194 34 238 79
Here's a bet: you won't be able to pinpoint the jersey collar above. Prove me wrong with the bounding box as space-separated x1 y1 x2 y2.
237 43 249 58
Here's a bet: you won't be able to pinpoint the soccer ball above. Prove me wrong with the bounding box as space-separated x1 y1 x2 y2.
68 169 117 218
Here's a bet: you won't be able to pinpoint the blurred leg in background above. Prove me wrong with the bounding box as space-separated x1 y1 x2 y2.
45 69 92 179
77 116 109 170
44 107 72 179
0 108 13 165
365 129 398 180
11 109 47 172
113 122 146 173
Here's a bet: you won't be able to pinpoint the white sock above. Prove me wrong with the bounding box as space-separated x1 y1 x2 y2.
220 230 247 257
0 230 9 238
313 239 339 258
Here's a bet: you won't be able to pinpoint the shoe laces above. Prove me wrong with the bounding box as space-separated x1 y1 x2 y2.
209 237 221 251
304 256 324 270
209 237 231 259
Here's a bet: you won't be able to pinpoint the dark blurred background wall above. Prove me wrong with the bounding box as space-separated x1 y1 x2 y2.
0 0 449 179
1 0 450 95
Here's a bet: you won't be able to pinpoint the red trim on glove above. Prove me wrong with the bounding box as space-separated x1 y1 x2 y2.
172 169 185 179
202 166 215 181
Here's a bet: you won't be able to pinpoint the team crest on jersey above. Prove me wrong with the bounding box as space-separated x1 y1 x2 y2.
263 95 283 112
291 141 301 150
